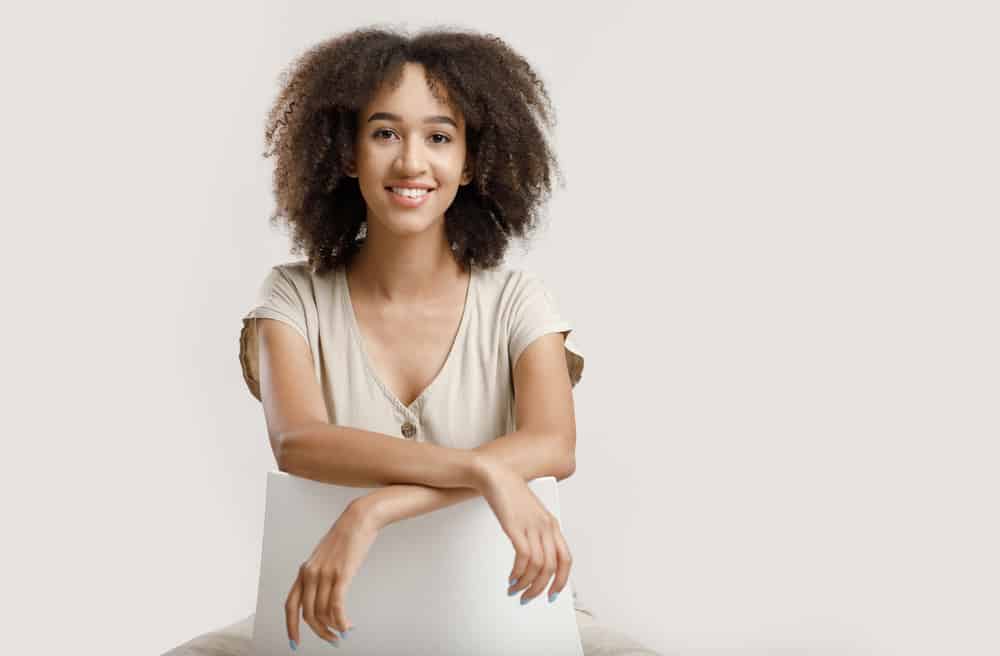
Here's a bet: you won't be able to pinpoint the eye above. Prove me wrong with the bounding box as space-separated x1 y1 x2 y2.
371 128 452 144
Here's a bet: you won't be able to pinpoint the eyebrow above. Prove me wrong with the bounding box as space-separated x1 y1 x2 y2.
366 112 458 128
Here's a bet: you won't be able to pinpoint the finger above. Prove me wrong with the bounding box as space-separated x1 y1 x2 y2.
285 574 303 648
314 568 333 629
516 529 545 601
507 528 531 593
301 566 341 644
524 528 557 602
320 574 341 635
548 525 573 602
330 577 352 635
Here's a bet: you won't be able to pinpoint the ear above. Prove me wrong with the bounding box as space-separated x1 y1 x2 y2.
345 160 357 178
460 163 473 186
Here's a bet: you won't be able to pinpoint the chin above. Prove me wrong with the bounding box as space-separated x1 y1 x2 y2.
376 211 443 236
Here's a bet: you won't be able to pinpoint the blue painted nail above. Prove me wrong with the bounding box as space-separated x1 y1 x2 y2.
508 587 519 597
509 576 519 585
327 636 340 647
290 638 297 651
521 595 533 605
548 592 559 603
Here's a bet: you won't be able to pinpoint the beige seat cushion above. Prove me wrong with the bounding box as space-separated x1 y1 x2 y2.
162 609 661 655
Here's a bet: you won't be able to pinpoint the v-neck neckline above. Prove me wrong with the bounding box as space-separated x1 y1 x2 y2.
339 263 475 416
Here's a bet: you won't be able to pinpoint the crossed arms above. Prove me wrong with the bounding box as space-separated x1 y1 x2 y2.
256 318 577 527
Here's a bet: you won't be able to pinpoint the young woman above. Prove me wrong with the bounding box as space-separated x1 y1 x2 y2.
238 26 588 650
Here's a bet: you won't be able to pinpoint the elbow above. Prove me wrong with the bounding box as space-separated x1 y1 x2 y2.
556 451 576 482
275 422 329 474
558 428 576 481
275 432 298 474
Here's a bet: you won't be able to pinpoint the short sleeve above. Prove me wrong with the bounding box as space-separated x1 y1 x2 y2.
238 266 309 402
508 271 585 388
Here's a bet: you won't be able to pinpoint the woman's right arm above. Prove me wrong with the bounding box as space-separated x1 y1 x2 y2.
257 318 481 490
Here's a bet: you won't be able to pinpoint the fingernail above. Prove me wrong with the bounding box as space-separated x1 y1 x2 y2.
508 587 519 597
509 576 519 585
548 592 559 603
327 637 340 647
521 595 534 605
340 629 348 640
289 639 297 651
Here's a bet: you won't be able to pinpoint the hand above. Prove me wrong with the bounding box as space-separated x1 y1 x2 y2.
474 456 573 605
285 500 379 647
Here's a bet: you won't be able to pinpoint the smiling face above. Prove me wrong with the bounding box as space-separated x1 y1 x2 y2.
347 62 473 239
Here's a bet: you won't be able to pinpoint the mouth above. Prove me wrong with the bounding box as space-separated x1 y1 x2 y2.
385 186 435 207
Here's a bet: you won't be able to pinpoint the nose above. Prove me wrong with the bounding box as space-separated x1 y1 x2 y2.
396 136 428 176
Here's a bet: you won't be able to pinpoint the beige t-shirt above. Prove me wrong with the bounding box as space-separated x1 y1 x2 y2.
238 260 591 614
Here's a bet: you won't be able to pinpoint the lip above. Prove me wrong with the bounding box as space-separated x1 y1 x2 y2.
386 186 434 208
385 182 436 190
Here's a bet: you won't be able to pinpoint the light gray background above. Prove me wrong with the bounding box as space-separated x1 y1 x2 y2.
2 2 997 655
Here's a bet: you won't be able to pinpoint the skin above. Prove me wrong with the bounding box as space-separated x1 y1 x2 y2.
280 62 574 648
345 61 473 306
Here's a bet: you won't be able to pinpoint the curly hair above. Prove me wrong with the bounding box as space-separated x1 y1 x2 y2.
261 25 564 275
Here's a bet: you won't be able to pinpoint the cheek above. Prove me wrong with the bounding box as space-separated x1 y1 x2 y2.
355 156 387 191
439 155 469 184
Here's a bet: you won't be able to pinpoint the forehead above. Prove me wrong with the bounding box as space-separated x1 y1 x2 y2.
363 62 462 124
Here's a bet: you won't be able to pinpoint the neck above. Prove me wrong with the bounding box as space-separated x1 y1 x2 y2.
348 219 465 304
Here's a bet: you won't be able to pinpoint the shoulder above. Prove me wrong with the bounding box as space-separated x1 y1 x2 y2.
264 259 339 294
476 265 567 333
269 259 314 283
475 265 545 301
480 265 584 387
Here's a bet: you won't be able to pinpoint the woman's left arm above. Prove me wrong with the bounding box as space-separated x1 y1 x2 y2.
287 332 577 645
356 331 577 527
354 424 572 530
288 430 570 646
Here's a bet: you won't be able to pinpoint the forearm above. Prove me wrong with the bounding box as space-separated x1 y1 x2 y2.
277 422 480 489
357 428 574 528
360 483 483 529
474 427 575 483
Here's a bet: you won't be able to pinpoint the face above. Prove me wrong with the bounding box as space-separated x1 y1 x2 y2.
347 62 472 237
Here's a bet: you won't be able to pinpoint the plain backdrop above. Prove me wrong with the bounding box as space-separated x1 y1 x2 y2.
2 2 997 655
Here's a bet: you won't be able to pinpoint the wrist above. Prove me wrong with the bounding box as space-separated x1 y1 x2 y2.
348 491 389 531
468 449 497 491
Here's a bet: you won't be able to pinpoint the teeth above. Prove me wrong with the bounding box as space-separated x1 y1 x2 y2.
391 187 430 198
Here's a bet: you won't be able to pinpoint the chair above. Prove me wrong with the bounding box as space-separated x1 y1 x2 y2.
163 473 661 655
